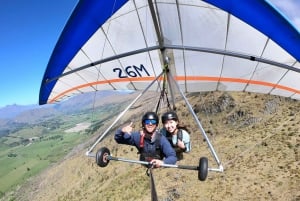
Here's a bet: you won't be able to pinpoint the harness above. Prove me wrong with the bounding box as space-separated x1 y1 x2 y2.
165 129 185 160
165 129 183 148
138 132 163 162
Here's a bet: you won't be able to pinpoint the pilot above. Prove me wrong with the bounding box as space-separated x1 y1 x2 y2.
115 111 177 167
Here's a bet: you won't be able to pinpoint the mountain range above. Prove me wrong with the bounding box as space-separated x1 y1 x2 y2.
0 90 129 120
0 90 133 138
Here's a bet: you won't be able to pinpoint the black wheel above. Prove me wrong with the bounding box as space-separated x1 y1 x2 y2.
96 147 110 167
198 157 208 181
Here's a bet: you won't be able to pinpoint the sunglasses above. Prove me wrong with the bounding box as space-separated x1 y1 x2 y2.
144 119 157 125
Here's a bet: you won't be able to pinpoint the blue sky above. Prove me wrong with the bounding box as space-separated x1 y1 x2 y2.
0 0 77 108
0 0 299 108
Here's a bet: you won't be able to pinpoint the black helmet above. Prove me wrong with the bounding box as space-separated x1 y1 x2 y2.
161 111 178 123
142 112 159 124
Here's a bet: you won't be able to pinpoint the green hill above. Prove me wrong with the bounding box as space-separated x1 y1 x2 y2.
1 91 300 201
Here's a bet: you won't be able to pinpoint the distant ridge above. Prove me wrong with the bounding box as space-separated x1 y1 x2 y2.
0 90 135 137
0 90 133 120
0 104 40 119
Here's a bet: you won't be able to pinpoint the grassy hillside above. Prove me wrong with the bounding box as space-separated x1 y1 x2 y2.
2 91 300 201
0 97 130 198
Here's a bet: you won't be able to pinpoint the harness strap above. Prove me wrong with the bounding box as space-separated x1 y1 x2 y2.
139 131 145 148
177 129 183 142
154 133 161 150
166 129 183 145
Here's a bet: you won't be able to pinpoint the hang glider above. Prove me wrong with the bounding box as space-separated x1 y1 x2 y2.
39 0 300 105
39 0 300 186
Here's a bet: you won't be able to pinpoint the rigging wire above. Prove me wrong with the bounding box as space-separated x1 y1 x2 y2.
155 64 172 114
89 0 120 135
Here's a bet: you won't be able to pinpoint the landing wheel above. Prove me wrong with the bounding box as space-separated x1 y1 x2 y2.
198 157 208 181
96 147 110 167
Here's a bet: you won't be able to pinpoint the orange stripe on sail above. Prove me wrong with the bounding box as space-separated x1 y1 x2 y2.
49 77 158 103
175 76 300 93
49 76 300 103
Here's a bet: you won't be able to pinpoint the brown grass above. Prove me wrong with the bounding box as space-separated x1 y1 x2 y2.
6 91 300 201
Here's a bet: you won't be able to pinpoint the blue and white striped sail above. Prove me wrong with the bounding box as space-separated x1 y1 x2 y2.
39 0 300 105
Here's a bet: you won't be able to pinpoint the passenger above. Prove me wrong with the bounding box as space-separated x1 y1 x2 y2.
161 111 191 160
115 111 177 167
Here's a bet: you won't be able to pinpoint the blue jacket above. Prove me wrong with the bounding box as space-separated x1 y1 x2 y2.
115 129 177 165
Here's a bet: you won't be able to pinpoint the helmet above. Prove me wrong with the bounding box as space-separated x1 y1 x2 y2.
161 111 178 123
142 112 159 124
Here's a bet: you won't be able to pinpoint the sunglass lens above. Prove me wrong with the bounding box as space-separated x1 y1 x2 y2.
144 119 157 125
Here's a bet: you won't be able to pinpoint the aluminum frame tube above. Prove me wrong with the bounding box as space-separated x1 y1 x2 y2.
107 155 222 172
46 44 300 84
86 71 164 156
168 73 223 168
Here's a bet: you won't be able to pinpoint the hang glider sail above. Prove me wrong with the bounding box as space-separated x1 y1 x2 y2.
39 0 300 105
